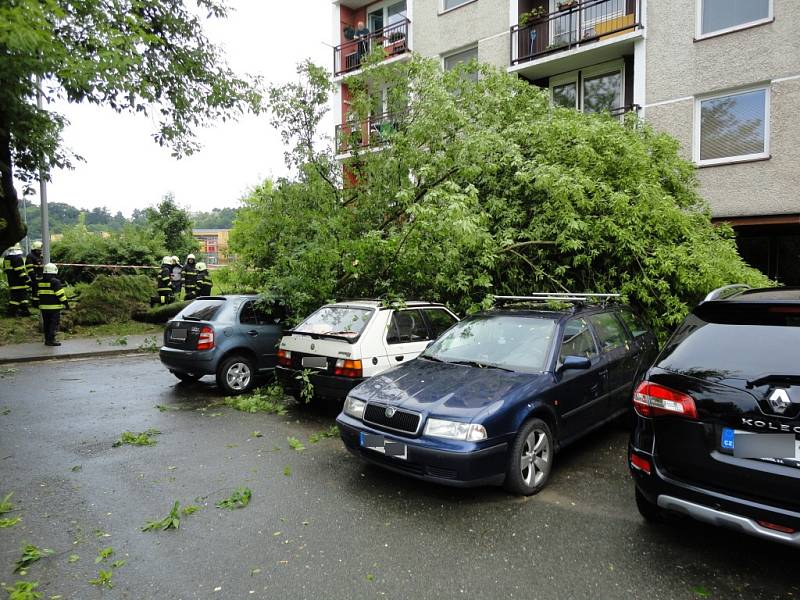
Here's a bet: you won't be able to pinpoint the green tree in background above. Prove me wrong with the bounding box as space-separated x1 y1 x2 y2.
145 194 198 258
230 57 769 337
0 0 262 249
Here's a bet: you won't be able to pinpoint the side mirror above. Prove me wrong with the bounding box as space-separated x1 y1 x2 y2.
425 340 435 349
558 355 591 373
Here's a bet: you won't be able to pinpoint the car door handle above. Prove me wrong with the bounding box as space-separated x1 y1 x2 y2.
246 330 258 337
395 356 404 361
599 369 609 379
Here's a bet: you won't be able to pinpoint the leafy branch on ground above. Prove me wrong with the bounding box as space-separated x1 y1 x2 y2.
142 501 182 531
88 569 113 589
181 505 201 516
296 369 314 404
0 516 22 528
309 425 339 443
287 437 306 452
215 487 251 510
14 544 54 573
0 491 16 514
224 384 288 415
95 547 113 564
138 335 159 353
3 581 42 600
113 428 161 447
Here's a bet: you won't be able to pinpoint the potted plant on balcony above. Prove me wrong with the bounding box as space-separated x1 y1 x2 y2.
557 0 578 10
518 6 547 27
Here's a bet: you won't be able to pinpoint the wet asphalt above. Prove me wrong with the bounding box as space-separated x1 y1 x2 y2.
0 354 798 600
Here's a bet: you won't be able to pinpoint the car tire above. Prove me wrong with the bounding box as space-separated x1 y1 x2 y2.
504 418 554 496
635 487 663 522
216 355 255 395
171 371 202 383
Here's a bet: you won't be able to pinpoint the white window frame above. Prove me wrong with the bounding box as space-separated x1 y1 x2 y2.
442 45 479 71
695 0 773 40
440 0 476 15
549 60 625 114
693 84 771 167
366 0 408 33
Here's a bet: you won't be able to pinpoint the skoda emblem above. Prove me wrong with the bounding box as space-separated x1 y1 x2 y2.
385 406 396 419
768 388 794 414
310 343 315 351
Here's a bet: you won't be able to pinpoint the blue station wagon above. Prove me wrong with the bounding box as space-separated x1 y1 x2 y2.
336 294 658 494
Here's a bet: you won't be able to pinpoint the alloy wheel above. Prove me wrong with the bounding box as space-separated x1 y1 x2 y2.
226 362 252 391
520 428 550 487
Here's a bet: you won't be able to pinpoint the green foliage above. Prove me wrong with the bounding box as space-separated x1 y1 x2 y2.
296 369 314 404
181 505 201 516
145 194 199 257
0 491 15 514
231 57 770 337
88 569 113 589
309 425 340 444
133 300 191 324
3 581 42 600
283 466 291 477
192 207 238 229
95 547 113 564
142 501 182 531
223 385 288 415
14 544 53 573
215 487 251 510
69 274 154 325
112 428 160 448
0 516 22 528
287 437 306 453
67 554 80 563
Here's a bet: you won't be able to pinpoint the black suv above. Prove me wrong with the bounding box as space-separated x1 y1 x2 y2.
630 286 800 547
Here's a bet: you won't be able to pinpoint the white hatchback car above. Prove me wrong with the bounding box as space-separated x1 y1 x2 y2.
275 300 459 403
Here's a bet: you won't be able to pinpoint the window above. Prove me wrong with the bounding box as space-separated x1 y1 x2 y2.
550 61 624 115
295 306 374 339
618 310 648 338
559 318 599 362
443 0 472 11
552 82 577 109
443 46 479 81
423 308 458 338
695 87 769 165
367 0 407 33
386 310 429 344
239 301 258 325
588 313 628 352
699 0 771 37
583 70 622 114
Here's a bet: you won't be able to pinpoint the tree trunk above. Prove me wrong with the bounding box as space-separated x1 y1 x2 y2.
0 110 26 250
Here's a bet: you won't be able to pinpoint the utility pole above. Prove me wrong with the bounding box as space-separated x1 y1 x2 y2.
36 77 50 263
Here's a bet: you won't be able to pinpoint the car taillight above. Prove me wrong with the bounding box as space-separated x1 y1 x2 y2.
630 452 652 475
633 381 697 419
277 349 292 367
757 520 796 534
334 359 362 378
196 326 214 350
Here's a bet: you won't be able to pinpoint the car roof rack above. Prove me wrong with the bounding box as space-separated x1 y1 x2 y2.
494 293 621 309
701 284 751 303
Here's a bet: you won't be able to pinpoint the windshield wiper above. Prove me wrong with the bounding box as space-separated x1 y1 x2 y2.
746 374 800 388
421 355 445 363
448 360 515 372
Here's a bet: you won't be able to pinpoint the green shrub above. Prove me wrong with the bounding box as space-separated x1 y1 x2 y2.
72 274 155 325
133 301 191 324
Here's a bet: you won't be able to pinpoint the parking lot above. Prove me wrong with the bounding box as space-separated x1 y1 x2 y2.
1 354 798 599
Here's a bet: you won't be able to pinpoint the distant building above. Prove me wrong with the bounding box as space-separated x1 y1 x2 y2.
192 229 232 266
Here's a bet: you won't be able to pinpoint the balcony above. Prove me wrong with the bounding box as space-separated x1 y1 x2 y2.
335 111 406 154
511 0 641 71
334 18 411 77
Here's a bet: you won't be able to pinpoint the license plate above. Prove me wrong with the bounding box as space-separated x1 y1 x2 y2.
722 428 800 460
360 432 407 460
301 356 328 370
170 328 187 342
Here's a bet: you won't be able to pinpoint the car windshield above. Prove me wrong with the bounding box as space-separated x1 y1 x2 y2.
422 314 557 373
180 299 225 321
294 305 374 338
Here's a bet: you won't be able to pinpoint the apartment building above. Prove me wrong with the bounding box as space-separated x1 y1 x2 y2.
330 0 800 284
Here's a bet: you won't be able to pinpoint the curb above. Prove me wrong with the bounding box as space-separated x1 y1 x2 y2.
0 347 156 365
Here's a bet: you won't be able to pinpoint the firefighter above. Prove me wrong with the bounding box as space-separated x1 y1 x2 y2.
195 262 212 296
156 256 174 305
183 254 198 300
37 263 69 346
3 244 32 316
170 255 182 297
25 241 44 304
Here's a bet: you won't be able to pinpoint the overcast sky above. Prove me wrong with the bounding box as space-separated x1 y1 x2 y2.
30 0 332 216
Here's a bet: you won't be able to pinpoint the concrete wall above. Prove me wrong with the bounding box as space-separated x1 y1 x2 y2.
644 0 800 218
412 0 510 67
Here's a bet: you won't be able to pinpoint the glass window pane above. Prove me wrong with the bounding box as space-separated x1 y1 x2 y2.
443 46 479 81
423 309 458 338
702 0 769 34
552 82 577 109
700 89 766 161
387 1 407 24
387 310 429 344
583 70 622 113
589 313 628 352
559 318 598 361
444 0 472 10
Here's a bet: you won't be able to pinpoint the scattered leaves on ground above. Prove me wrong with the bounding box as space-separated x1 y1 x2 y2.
3 580 42 600
95 547 113 564
252 431 263 438
89 569 113 589
155 404 179 412
0 516 22 528
283 466 291 477
70 465 82 472
138 336 159 352
14 545 54 573
692 586 711 598
0 407 10 415
67 554 80 563
111 560 126 569
224 385 288 415
142 501 182 531
215 487 251 510
309 425 339 443
181 505 201 516
0 491 16 514
113 428 160 447
287 437 305 452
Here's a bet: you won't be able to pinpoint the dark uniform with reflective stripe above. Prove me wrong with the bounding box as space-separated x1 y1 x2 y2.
196 269 212 296
38 275 68 344
183 261 198 300
157 264 173 305
25 250 43 305
3 253 31 316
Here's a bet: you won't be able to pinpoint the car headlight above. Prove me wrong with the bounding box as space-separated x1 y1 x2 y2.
343 396 366 419
424 418 487 441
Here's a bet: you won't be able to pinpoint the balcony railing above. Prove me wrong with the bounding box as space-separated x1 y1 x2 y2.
511 0 641 66
334 19 411 77
335 111 406 153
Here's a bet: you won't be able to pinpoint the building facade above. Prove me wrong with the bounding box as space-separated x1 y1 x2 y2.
330 0 800 284
192 228 231 266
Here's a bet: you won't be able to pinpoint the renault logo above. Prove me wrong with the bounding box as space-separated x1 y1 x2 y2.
385 406 396 419
768 388 794 414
